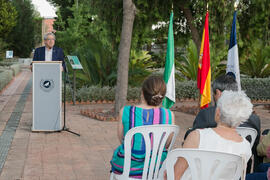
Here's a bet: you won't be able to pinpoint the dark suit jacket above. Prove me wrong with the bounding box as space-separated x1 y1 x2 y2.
33 46 65 70
184 106 261 171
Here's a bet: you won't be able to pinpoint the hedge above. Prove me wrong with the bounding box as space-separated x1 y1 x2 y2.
10 64 21 76
241 78 270 100
0 61 21 92
66 78 270 102
0 70 13 91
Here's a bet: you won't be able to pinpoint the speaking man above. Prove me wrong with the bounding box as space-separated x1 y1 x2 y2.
32 32 65 70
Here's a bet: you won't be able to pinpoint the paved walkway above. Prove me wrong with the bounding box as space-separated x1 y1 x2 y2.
0 68 270 180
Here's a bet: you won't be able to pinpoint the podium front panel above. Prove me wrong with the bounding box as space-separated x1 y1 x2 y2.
32 62 62 131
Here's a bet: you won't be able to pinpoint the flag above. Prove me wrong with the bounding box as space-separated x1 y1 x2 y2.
197 12 211 109
226 11 241 91
163 12 175 109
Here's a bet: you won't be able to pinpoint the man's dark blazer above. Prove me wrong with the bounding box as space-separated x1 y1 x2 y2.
184 106 261 172
33 46 65 70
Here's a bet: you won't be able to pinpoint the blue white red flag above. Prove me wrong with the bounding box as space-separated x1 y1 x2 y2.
226 11 241 91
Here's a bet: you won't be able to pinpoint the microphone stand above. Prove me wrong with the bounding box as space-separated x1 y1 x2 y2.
62 58 80 136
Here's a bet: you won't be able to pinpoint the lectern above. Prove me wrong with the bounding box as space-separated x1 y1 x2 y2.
32 61 62 131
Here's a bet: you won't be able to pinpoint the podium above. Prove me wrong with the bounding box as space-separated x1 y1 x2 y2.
32 61 62 131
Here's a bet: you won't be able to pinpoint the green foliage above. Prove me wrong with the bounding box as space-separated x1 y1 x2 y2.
54 3 118 87
128 50 154 87
175 40 198 81
67 85 140 102
65 77 270 102
241 78 270 100
33 17 42 47
51 0 270 91
0 38 8 60
7 0 38 57
0 0 17 38
175 80 198 100
48 0 74 30
238 0 270 47
10 63 21 76
241 40 270 78
127 87 141 100
74 39 117 87
175 39 225 81
0 69 13 91
210 46 226 80
75 86 113 102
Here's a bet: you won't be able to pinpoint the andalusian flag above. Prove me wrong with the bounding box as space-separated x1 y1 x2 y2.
226 11 241 91
163 12 175 109
197 12 211 109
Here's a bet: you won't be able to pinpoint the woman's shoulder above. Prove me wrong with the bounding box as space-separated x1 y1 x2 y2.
197 128 213 134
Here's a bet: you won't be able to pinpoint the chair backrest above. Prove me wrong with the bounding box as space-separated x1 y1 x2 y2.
236 127 257 148
120 124 179 180
166 148 244 180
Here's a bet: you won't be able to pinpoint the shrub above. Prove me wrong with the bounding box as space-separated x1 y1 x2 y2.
175 81 198 100
10 63 21 76
63 78 270 102
127 87 141 100
0 70 13 91
241 78 270 100
63 85 73 102
75 86 115 102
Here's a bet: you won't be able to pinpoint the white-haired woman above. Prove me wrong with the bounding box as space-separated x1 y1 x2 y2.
171 90 253 180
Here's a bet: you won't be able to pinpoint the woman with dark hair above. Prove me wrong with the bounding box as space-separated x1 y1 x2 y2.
110 75 175 178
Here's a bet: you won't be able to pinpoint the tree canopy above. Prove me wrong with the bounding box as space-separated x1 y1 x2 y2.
6 0 41 58
0 0 17 38
49 0 270 81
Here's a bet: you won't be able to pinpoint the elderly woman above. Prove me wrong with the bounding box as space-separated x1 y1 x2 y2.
172 90 252 179
110 75 175 178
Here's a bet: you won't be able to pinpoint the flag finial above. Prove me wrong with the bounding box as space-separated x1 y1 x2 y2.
171 3 173 12
207 3 209 12
234 0 239 10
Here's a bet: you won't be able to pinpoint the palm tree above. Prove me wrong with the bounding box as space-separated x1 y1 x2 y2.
175 40 198 81
241 40 270 78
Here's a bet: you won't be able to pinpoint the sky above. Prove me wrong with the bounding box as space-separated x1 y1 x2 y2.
31 0 57 18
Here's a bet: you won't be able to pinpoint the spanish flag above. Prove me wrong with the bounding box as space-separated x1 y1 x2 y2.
197 12 211 109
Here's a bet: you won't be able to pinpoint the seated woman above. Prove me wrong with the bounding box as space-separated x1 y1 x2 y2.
172 90 252 180
110 75 175 178
245 133 270 180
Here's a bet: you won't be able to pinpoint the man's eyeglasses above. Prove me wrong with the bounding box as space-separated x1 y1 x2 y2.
45 39 55 41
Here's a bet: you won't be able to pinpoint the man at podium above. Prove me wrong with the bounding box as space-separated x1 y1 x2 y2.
31 32 64 132
32 32 65 70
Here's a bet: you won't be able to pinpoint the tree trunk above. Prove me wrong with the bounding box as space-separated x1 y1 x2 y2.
114 0 136 116
181 6 201 55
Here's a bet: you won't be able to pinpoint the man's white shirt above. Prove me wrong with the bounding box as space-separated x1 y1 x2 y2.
45 48 53 61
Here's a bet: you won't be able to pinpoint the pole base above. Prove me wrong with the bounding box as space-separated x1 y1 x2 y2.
62 126 80 136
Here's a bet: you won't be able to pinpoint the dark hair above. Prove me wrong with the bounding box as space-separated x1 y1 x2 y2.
212 74 238 94
142 75 166 106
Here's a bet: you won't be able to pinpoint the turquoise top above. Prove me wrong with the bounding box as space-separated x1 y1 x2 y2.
110 105 173 178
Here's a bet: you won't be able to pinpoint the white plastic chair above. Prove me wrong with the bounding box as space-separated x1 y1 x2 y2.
236 127 257 148
166 148 245 180
110 124 179 180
